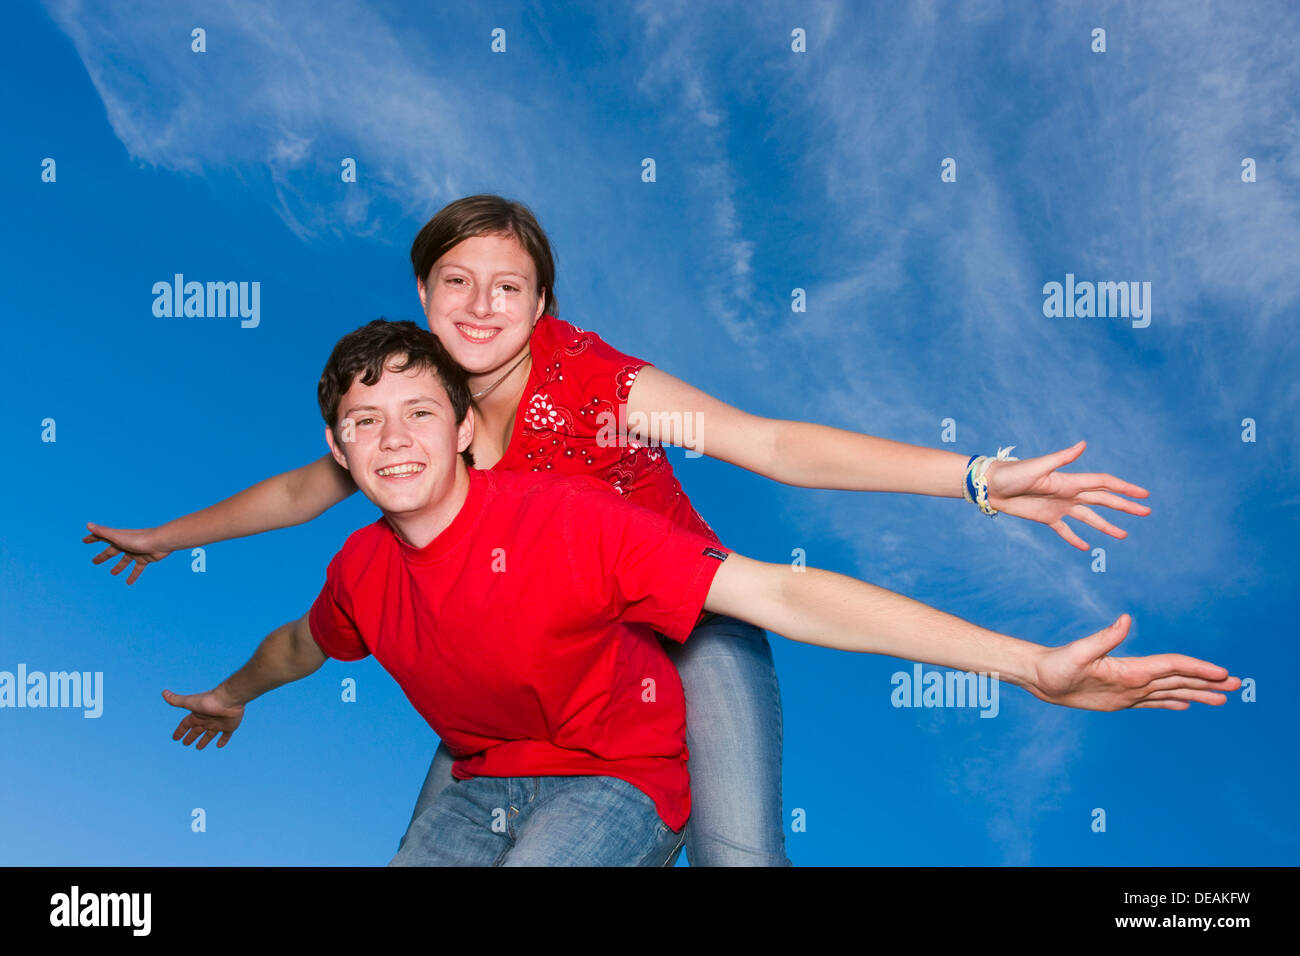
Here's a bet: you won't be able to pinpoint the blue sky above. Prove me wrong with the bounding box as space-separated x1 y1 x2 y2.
2 0 1296 866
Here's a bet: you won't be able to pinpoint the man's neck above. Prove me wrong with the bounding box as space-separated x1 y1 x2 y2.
383 462 473 549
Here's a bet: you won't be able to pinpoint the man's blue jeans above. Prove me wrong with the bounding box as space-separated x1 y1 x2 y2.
389 774 685 866
396 614 790 866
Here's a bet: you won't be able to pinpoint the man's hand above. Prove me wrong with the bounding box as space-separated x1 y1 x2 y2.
162 687 245 749
983 440 1152 550
83 523 171 585
1028 614 1240 711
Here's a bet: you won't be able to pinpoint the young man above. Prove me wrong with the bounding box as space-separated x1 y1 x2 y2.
162 319 1239 866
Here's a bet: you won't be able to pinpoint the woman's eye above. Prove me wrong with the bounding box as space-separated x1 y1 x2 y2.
499 284 518 293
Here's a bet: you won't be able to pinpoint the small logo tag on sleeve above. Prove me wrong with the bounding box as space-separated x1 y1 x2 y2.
702 547 728 561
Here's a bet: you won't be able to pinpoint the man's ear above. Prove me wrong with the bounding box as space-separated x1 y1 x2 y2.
456 405 475 455
417 275 429 312
324 423 351 471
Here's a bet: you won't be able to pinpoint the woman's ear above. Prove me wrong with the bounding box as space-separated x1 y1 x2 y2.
533 290 547 322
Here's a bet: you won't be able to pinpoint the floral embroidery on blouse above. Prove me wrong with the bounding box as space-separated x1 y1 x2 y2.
522 392 574 434
500 316 720 543
614 365 639 402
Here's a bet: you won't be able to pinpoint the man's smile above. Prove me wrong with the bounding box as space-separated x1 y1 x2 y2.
376 462 427 479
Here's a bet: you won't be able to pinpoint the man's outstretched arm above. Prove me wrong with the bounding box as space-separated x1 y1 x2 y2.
703 553 1239 711
162 613 327 749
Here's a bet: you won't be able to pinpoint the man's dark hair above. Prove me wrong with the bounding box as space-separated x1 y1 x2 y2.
318 319 475 467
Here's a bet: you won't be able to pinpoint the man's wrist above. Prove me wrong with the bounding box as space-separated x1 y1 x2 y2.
214 679 249 709
144 525 173 554
992 637 1046 696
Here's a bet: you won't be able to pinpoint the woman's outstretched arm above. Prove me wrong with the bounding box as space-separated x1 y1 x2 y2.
626 366 1150 550
84 453 358 584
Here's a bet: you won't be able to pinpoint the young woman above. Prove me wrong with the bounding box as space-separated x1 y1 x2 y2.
84 194 1153 867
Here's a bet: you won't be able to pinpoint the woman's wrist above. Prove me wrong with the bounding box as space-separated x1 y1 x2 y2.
980 459 1010 507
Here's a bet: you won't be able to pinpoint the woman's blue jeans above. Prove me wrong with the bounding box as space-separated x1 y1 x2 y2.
394 614 790 866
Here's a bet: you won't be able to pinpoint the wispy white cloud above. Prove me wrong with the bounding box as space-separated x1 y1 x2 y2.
632 0 766 365
43 0 536 240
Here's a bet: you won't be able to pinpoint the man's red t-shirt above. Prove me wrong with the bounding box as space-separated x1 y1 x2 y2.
308 467 731 831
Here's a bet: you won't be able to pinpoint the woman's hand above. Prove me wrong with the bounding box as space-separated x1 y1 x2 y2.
982 440 1151 550
162 687 245 749
1028 614 1239 711
82 523 171 585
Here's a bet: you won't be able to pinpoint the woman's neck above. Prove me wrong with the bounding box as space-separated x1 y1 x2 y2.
469 346 533 455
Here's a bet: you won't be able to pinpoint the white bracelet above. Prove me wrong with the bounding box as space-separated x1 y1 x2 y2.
964 446 1019 515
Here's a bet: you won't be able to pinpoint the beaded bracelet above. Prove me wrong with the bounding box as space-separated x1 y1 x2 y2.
963 446 1019 515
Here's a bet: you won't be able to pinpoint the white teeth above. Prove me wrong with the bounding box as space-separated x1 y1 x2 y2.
459 324 497 341
378 464 425 476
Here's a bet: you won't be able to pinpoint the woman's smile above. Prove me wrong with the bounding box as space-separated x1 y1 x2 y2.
454 322 501 343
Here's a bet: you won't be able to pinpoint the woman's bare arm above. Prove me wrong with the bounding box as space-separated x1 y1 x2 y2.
84 453 357 584
626 365 1150 550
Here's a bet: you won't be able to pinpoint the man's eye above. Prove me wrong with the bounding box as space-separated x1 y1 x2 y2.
411 409 432 418
356 417 377 426
446 277 467 286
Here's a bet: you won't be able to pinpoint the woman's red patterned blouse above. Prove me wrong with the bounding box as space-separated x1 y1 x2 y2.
492 315 721 545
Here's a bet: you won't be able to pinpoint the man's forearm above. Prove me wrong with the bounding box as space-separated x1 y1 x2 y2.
768 421 972 497
708 555 1045 691
775 565 1043 687
220 617 325 706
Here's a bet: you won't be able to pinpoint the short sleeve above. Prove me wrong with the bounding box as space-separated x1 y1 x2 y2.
560 478 730 643
308 558 371 662
538 317 652 405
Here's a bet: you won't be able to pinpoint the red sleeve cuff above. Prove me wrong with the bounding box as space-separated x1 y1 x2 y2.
656 537 731 644
308 585 370 662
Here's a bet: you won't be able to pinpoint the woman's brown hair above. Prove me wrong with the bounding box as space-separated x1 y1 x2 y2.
410 194 557 318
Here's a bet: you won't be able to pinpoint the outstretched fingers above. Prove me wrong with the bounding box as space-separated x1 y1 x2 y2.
1067 504 1127 540
1143 674 1239 693
91 544 121 565
1136 654 1235 684
1043 440 1088 471
1061 471 1151 499
1074 488 1153 517
1138 688 1230 706
1050 518 1090 551
172 717 193 742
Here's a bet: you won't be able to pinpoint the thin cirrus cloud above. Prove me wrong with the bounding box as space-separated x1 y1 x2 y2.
44 0 534 239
